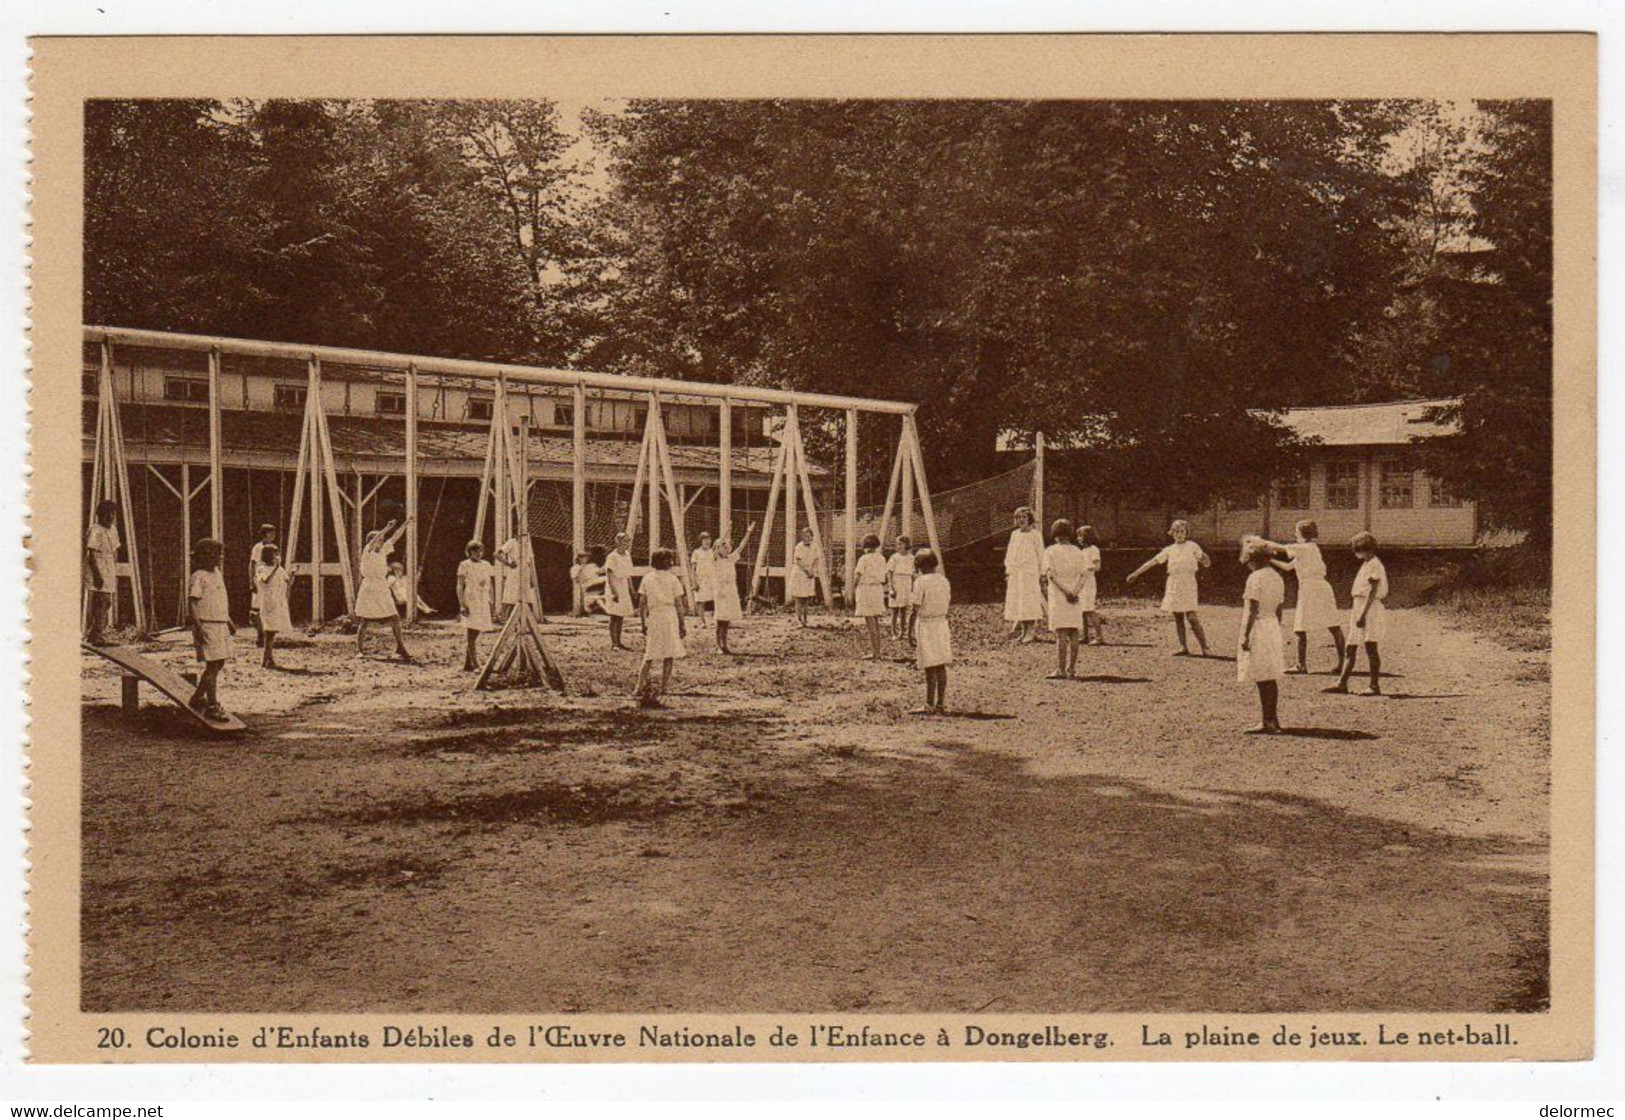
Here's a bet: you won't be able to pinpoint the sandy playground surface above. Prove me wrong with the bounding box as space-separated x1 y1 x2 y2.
80 600 1549 1013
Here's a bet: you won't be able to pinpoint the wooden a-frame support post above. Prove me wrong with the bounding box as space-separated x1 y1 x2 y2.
85 340 148 635
617 395 696 601
904 414 944 574
746 404 833 608
283 358 354 626
474 416 567 693
472 376 542 616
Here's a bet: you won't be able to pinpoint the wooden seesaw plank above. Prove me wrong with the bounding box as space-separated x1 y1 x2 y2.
81 643 247 733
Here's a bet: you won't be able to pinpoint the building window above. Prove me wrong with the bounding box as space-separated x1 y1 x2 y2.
468 397 494 421
164 377 210 404
274 384 308 412
1379 459 1415 509
630 406 647 435
1325 461 1362 510
1428 473 1467 508
554 402 574 429
376 391 406 416
1275 469 1310 510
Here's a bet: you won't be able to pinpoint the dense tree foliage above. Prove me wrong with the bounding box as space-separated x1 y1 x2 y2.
84 97 1555 534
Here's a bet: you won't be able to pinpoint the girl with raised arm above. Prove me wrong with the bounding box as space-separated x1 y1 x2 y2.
1125 519 1211 657
354 517 415 662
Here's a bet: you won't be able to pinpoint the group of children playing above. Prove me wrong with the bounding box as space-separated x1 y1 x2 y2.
90 492 1390 727
1002 507 1390 733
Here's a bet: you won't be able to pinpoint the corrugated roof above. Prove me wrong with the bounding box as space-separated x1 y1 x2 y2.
85 402 805 476
997 397 1463 452
1274 398 1461 447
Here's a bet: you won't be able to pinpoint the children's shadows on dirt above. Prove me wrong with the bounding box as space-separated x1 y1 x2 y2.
1272 726 1381 741
909 710 1017 720
1046 674 1154 685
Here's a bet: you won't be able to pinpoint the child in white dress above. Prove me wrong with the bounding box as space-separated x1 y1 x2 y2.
1041 518 1088 680
1326 531 1389 696
787 527 820 626
255 544 293 670
83 499 121 646
187 538 234 722
852 533 889 661
457 540 497 672
1238 537 1287 734
354 518 414 662
571 550 606 616
886 536 917 644
603 533 636 651
249 523 277 647
912 551 952 713
635 548 689 706
388 560 434 617
690 533 717 627
1264 519 1346 674
710 524 755 655
1078 524 1105 645
1003 506 1045 642
1126 519 1211 657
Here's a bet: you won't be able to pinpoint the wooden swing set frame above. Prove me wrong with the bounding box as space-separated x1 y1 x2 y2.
81 326 942 677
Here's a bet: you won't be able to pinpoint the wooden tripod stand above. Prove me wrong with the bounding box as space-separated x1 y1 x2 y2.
473 418 567 693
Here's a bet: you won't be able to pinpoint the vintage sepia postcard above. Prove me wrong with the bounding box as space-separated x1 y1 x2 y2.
25 34 1595 1063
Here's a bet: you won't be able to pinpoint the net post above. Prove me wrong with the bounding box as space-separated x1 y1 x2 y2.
1035 430 1046 534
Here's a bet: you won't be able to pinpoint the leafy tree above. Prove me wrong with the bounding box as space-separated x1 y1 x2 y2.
574 99 1409 503
1417 100 1553 540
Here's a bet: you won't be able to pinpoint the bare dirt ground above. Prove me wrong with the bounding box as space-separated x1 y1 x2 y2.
80 599 1549 1014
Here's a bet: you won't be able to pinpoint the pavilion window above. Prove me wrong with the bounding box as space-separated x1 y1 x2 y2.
1275 469 1310 510
1325 460 1362 510
273 383 308 412
1379 458 1415 509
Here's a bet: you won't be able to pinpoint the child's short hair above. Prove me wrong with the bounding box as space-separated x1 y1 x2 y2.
1050 518 1075 543
650 548 676 570
1296 519 1319 541
95 499 118 522
192 538 223 565
1169 519 1190 536
699 532 712 543
896 535 912 548
1077 524 1099 547
1350 531 1379 553
1014 506 1034 525
575 551 591 563
862 533 881 550
1240 536 1273 565
259 523 277 536
915 550 940 573
465 540 483 556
